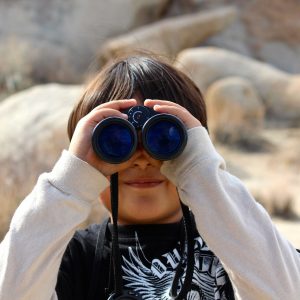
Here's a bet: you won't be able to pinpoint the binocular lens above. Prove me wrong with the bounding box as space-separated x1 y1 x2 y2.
92 120 137 164
144 120 183 160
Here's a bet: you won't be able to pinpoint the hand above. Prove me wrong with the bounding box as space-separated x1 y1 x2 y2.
144 99 202 129
69 99 138 176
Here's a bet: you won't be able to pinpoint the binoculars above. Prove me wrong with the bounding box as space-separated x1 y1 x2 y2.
92 106 187 164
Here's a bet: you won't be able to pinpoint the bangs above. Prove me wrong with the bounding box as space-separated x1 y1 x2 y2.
126 57 180 102
98 56 181 102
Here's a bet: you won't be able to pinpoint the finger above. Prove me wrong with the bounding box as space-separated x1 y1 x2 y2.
144 99 182 109
93 99 137 111
85 108 128 125
152 104 201 128
152 104 187 120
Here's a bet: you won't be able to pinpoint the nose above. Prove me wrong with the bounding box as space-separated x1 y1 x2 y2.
132 147 152 170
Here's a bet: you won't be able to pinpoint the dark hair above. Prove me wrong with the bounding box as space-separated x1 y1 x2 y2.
68 55 207 140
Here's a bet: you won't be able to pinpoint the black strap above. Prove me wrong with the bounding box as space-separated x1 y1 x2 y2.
169 203 196 299
110 173 124 297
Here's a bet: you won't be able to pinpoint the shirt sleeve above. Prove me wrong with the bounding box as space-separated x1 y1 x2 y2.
161 126 300 300
0 150 109 300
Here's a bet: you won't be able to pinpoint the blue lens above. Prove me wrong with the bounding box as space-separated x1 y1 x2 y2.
145 121 182 157
98 124 134 160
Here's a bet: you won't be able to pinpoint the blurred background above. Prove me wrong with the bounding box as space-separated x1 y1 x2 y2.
0 0 299 246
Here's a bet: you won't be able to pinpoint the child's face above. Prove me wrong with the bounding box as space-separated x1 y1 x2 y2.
99 146 182 224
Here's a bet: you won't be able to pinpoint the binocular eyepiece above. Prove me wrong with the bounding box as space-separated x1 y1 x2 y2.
92 106 187 164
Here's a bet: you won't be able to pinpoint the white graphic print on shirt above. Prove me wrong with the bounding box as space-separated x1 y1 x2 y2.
121 232 229 300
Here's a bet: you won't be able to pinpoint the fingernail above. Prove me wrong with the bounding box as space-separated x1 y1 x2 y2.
145 98 152 101
154 105 160 109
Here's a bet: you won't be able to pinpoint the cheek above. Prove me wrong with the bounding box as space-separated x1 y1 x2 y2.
166 182 180 204
168 182 178 196
100 187 111 211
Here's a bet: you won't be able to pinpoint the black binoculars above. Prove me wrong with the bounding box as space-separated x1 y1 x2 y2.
92 106 187 164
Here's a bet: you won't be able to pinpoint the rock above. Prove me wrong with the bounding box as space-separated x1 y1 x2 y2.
258 42 300 74
97 6 237 66
205 77 265 148
175 47 300 125
204 17 253 58
0 0 169 84
202 0 300 75
0 84 107 240
240 0 300 74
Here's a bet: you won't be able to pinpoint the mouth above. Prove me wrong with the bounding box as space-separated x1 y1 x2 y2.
124 179 164 188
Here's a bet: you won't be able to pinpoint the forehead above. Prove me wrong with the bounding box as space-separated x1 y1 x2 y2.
132 91 144 106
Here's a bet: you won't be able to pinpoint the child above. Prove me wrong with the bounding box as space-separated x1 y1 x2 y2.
0 55 299 300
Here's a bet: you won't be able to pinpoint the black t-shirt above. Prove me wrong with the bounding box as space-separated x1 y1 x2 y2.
56 218 235 300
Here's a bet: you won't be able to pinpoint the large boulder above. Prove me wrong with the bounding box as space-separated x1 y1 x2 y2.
0 84 107 240
202 0 300 75
175 47 300 125
0 0 170 86
98 6 237 66
240 0 300 74
205 77 265 148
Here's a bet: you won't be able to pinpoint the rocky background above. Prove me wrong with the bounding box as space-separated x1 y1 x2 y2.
0 0 299 247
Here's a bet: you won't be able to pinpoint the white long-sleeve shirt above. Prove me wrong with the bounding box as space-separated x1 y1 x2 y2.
0 126 299 300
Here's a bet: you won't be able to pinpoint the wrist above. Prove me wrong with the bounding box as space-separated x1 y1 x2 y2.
48 150 110 202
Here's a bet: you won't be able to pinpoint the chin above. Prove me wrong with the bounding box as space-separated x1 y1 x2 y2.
119 210 181 225
118 215 159 225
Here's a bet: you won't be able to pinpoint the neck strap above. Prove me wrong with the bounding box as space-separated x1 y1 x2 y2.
110 173 123 297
